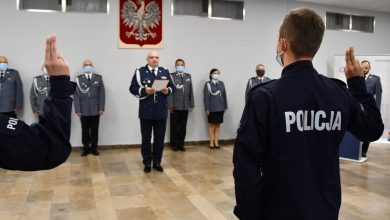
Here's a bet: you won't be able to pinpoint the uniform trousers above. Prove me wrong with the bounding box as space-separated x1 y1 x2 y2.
170 110 189 149
80 115 100 150
362 142 370 155
140 119 167 166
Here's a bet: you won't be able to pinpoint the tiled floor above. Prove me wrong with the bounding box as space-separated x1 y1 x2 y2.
0 143 389 220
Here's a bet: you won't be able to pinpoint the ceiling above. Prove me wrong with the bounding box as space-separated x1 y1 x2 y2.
296 0 390 14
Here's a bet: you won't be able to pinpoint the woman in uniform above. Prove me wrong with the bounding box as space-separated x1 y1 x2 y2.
203 68 228 149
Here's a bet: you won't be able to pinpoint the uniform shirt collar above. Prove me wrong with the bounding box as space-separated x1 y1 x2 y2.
365 73 370 80
84 73 93 78
212 79 219 84
281 60 315 77
148 65 158 74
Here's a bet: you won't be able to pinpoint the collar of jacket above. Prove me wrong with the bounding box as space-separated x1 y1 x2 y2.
281 60 316 77
146 65 159 73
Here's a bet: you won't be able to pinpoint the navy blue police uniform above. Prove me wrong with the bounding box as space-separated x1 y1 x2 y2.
129 65 175 167
233 61 383 220
0 76 76 171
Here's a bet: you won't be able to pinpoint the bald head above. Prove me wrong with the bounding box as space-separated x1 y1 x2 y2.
83 59 93 67
147 51 160 68
0 56 8 64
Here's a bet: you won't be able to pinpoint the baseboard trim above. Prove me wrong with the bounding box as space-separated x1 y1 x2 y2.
72 139 236 149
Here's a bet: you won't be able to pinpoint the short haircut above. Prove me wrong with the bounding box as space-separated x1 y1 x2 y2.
256 64 264 68
175 58 185 65
361 60 371 65
209 68 219 80
279 7 325 58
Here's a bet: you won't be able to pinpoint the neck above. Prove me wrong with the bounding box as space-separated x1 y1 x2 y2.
283 52 313 67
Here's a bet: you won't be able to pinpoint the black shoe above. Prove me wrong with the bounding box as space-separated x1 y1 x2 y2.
81 149 90 157
173 146 179 151
153 164 164 172
91 149 99 156
178 146 186 151
362 152 367 158
144 165 151 173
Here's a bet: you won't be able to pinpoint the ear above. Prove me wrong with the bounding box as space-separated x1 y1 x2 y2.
280 38 287 52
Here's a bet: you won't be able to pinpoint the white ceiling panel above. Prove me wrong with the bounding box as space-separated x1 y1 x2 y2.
296 0 390 13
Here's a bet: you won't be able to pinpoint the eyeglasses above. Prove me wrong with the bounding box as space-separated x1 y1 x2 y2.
148 56 159 59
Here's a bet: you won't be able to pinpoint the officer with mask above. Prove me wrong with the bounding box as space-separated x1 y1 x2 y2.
30 64 50 118
233 8 383 220
0 56 23 118
0 34 76 171
245 64 271 102
168 58 195 151
74 60 105 156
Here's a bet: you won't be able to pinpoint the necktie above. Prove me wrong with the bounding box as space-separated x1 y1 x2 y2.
0 72 3 80
87 75 91 81
152 69 155 76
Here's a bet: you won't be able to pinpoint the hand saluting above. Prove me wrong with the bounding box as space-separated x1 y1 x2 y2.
344 47 364 79
44 34 70 76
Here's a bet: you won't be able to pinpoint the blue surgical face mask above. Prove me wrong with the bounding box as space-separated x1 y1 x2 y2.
211 73 220 80
83 65 93 73
42 68 48 76
176 66 185 73
275 41 284 67
0 63 8 71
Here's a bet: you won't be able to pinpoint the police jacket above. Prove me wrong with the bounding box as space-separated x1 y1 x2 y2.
129 65 175 120
245 76 271 102
0 76 76 171
74 73 105 116
30 75 50 115
364 74 382 109
167 72 195 111
233 61 383 220
0 69 23 112
203 80 228 112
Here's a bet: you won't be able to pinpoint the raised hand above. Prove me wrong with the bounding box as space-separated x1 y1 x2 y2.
44 34 70 76
344 47 363 79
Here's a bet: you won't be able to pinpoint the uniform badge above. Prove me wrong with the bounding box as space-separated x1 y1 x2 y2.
186 78 191 82
147 80 151 84
161 76 167 79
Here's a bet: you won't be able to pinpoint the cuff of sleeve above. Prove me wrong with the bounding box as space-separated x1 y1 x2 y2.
347 77 367 95
49 76 76 98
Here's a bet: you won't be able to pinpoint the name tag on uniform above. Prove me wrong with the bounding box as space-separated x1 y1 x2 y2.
185 78 191 82
161 76 167 80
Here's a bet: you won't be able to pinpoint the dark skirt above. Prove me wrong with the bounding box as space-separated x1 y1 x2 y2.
208 111 224 124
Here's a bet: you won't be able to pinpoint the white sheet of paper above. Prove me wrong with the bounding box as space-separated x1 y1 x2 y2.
152 79 169 91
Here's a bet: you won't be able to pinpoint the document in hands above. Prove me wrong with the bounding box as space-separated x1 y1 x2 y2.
152 80 169 91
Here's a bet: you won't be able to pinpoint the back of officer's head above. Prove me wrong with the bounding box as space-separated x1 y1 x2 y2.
279 8 325 58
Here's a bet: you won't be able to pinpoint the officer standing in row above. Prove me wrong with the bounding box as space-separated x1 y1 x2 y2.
74 59 105 156
30 64 50 118
245 64 271 103
361 60 382 158
0 34 76 171
0 56 23 118
233 8 383 220
130 51 175 173
168 59 194 151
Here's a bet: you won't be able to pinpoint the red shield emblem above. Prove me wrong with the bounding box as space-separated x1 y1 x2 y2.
119 0 163 48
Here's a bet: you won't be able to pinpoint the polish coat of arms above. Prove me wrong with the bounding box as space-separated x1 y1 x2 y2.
119 0 162 47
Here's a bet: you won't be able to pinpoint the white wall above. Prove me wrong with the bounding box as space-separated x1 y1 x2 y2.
1 0 389 146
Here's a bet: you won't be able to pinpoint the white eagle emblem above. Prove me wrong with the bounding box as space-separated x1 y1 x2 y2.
120 0 161 41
